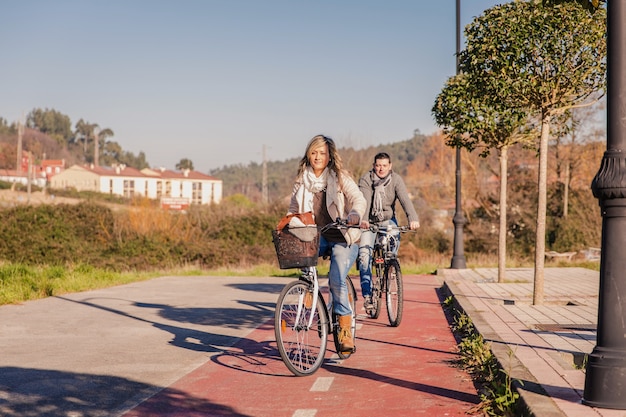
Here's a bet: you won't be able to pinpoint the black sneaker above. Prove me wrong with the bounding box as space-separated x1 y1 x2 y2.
364 295 374 310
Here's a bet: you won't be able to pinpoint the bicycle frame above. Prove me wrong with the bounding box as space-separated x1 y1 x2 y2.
296 267 321 331
298 266 354 335
373 224 404 261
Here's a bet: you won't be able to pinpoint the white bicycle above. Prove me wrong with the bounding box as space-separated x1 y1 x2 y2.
273 220 358 376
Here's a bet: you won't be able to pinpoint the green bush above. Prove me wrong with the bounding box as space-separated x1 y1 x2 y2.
0 203 115 265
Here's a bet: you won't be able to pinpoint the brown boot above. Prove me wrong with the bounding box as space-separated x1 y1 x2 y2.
303 291 313 309
337 315 354 352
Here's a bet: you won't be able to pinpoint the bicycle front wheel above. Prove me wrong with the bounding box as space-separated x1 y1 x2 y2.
275 280 329 376
385 259 404 327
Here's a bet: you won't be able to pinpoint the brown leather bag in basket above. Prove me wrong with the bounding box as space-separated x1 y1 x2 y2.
272 212 319 269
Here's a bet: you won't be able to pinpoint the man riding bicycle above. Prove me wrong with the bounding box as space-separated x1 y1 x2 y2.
357 152 420 311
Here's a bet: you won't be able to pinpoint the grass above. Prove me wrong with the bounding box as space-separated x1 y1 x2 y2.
445 297 523 416
0 253 599 306
0 263 159 305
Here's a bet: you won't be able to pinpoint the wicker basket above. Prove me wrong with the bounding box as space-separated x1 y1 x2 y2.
272 228 319 269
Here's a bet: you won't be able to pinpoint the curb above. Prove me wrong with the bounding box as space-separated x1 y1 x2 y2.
440 275 566 417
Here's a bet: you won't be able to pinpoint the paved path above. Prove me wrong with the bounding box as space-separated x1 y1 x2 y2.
4 266 619 417
0 273 480 416
440 267 626 417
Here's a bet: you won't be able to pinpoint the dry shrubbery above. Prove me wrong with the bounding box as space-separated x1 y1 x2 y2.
0 184 602 272
0 196 288 271
0 194 457 271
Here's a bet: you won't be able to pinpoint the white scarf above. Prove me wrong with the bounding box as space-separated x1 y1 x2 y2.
296 167 328 212
371 171 392 222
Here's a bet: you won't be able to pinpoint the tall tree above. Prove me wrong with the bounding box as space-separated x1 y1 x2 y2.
93 127 114 167
176 158 194 171
0 117 13 135
433 72 534 283
74 119 96 158
459 1 606 304
27 108 72 146
553 101 605 218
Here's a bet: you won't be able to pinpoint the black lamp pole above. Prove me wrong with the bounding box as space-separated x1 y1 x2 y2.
451 0 467 269
583 0 626 409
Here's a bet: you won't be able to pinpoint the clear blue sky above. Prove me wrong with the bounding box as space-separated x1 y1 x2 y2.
1 0 503 172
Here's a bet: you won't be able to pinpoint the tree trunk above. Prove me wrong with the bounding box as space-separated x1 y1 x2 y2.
563 162 570 217
533 114 551 305
498 146 508 283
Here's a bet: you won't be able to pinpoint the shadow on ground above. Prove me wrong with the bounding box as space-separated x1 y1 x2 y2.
0 367 251 417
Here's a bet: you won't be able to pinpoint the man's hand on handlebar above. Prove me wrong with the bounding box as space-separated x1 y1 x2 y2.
346 213 360 226
409 220 420 230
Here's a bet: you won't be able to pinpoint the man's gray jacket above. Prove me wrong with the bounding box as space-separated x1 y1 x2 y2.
358 171 419 224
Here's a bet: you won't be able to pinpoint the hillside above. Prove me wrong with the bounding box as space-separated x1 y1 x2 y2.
208 131 455 209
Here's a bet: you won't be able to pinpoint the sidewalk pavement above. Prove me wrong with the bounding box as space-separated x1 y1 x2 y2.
439 267 626 417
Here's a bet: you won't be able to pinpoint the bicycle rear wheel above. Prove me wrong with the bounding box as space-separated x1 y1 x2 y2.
275 280 329 376
333 276 357 359
385 259 403 327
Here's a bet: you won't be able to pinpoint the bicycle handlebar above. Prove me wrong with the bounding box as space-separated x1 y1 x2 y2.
367 224 413 233
319 218 361 234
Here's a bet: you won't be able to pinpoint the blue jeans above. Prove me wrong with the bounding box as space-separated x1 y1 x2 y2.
319 236 358 316
358 219 399 297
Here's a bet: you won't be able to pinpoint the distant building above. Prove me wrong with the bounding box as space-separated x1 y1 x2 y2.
50 164 222 205
0 152 63 187
141 167 222 205
40 159 66 181
0 168 47 188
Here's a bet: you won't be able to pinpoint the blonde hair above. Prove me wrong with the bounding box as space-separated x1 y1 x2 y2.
296 135 344 181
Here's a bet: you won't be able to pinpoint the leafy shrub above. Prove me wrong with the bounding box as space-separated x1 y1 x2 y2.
0 203 115 265
547 189 601 251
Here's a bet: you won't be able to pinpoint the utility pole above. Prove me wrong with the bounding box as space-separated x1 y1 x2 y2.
93 127 100 167
27 151 32 203
262 145 268 204
16 118 24 173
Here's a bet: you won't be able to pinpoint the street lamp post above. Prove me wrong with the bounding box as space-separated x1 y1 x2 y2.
583 0 626 409
451 0 467 269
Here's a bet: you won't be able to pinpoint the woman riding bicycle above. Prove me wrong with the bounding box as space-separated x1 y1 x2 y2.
287 134 365 353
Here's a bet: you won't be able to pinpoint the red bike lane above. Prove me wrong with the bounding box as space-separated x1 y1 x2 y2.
122 274 481 417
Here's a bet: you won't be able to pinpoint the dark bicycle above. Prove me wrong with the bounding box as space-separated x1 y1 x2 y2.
365 224 412 327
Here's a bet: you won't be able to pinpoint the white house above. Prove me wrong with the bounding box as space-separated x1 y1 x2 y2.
0 169 47 188
141 167 222 205
50 164 222 205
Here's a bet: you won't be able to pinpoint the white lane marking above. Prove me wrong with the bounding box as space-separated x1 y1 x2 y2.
310 376 334 391
293 409 317 417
